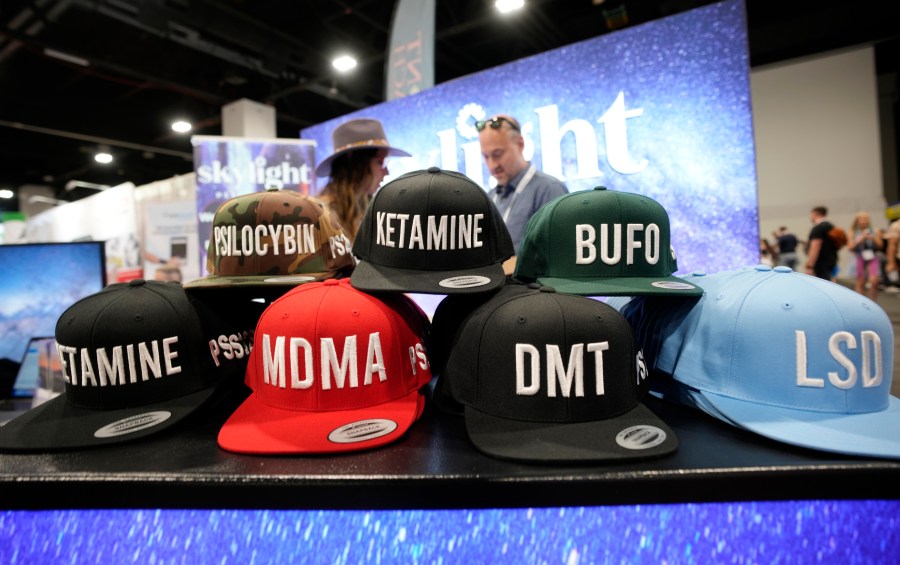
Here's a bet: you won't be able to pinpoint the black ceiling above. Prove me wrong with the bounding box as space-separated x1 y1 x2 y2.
1 0 898 212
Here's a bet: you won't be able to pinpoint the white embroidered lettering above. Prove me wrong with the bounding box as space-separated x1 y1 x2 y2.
574 223 661 266
861 330 883 387
375 213 484 250
59 338 182 388
365 332 387 384
517 342 608 397
321 336 358 390
797 329 884 389
261 333 391 390
828 331 858 389
289 337 313 389
516 343 541 395
587 342 609 395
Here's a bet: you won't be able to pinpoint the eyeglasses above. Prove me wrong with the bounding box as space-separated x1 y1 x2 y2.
475 116 521 132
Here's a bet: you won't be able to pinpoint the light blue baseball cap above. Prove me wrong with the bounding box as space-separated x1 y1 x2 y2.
614 265 900 459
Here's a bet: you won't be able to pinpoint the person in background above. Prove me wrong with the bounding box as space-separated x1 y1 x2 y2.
804 205 838 281
772 225 800 270
849 211 883 300
478 114 568 261
315 118 411 243
154 263 183 283
884 216 900 293
759 237 776 267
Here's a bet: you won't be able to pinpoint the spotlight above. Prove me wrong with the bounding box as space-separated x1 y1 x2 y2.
332 55 357 72
172 120 192 133
94 152 113 164
495 0 525 14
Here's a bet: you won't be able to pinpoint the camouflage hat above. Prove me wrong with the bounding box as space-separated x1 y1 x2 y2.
185 188 355 289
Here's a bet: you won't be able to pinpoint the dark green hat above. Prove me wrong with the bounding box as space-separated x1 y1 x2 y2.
513 187 701 296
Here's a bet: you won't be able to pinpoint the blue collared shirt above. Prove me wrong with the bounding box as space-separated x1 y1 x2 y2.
492 164 568 253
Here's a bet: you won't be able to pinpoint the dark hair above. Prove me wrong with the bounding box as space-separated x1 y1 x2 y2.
318 148 380 241
812 206 828 216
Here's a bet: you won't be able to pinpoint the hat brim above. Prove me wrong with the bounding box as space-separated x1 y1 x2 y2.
217 388 426 454
315 146 412 178
0 386 218 451
700 390 900 460
350 260 507 295
529 275 703 297
184 271 342 289
463 402 678 463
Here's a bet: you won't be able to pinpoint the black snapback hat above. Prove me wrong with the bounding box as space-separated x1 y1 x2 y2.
442 284 677 462
350 167 515 294
0 279 251 451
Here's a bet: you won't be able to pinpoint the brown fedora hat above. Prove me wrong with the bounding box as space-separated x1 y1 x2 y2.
315 118 411 177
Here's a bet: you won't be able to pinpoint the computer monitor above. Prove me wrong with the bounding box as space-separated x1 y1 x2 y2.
8 336 56 399
0 241 107 370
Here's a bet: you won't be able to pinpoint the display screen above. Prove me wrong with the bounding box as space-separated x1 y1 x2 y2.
2 500 897 562
0 242 107 366
301 0 758 279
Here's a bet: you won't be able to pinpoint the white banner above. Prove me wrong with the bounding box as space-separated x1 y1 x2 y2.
385 0 435 100
24 182 141 283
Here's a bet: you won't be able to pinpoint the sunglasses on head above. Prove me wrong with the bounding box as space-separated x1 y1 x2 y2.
475 116 521 132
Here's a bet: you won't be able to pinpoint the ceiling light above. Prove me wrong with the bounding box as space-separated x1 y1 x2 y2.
172 120 192 133
332 55 358 72
27 195 67 206
495 0 525 14
43 48 89 67
0 189 14 199
65 180 110 192
94 152 113 164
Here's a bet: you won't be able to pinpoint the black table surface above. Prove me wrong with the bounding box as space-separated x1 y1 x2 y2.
1 386 898 510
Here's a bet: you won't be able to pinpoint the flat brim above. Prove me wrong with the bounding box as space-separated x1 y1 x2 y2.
184 271 342 289
0 386 217 451
463 402 678 463
315 146 412 178
701 391 900 460
350 260 507 295
531 275 703 297
217 389 426 454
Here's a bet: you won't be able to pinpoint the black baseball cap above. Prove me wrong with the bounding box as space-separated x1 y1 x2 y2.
0 279 252 451
441 284 678 462
350 167 515 294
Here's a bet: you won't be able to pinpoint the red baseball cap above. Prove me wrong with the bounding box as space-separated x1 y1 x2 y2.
217 278 432 454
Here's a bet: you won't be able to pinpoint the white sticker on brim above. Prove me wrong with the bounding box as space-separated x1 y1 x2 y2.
263 275 317 284
328 419 398 444
650 281 696 290
438 275 492 289
615 425 667 450
94 411 172 438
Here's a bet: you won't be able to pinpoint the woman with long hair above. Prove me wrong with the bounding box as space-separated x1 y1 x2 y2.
315 119 410 242
850 210 883 300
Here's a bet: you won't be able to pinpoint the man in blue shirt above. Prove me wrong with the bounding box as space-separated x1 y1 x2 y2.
478 114 568 263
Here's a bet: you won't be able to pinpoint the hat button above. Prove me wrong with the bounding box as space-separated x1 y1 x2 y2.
427 166 441 174
593 186 608 191
323 279 339 286
773 266 792 273
755 264 773 272
129 279 146 287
